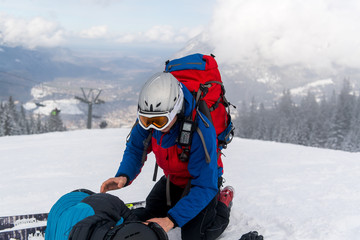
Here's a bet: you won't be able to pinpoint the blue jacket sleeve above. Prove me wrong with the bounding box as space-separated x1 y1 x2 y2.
168 111 219 227
115 122 152 184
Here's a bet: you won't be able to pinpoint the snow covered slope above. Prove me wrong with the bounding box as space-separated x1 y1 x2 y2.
0 129 359 240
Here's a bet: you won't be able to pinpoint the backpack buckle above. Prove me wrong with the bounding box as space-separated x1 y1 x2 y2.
179 148 190 162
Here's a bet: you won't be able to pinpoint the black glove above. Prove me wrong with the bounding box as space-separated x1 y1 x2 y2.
239 231 264 240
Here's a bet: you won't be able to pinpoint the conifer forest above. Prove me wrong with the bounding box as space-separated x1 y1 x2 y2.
2 80 360 152
0 96 66 136
235 81 360 152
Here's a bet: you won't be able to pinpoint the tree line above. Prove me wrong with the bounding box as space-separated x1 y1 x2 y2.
0 96 66 137
235 80 360 152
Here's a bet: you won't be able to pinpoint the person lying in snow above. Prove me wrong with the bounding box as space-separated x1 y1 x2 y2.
45 189 168 240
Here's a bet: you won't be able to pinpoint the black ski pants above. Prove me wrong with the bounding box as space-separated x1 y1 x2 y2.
132 176 230 240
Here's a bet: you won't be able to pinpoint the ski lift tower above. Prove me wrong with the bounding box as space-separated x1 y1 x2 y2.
75 88 105 129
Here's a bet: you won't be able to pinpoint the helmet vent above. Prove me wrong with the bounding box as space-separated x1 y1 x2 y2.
145 101 148 106
174 97 177 102
156 103 161 107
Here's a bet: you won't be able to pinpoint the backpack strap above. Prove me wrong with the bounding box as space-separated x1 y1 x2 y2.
178 99 212 163
166 176 171 206
198 100 213 125
166 176 192 207
196 127 211 164
195 83 212 103
141 130 153 165
152 161 159 182
177 107 197 162
126 120 152 166
127 121 157 182
126 120 139 143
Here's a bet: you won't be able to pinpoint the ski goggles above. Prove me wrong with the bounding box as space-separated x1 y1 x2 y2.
138 111 174 131
137 88 183 131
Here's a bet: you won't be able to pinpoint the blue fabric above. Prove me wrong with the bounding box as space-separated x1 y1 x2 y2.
167 110 219 227
45 192 93 240
116 83 220 227
115 120 150 180
55 203 94 240
165 53 206 72
115 217 124 226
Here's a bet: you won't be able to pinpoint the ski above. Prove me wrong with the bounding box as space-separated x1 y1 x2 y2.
0 213 48 231
124 200 146 210
0 226 46 240
0 200 145 240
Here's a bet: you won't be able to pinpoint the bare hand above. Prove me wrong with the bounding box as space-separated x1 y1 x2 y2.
146 217 174 233
100 176 127 193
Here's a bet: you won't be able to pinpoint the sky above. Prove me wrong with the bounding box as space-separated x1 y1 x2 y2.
0 0 216 55
1 0 360 70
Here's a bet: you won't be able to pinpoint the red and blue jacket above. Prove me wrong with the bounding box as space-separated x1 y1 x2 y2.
115 83 222 227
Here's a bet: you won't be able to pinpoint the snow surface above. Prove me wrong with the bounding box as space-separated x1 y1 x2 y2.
290 79 334 96
1 128 360 240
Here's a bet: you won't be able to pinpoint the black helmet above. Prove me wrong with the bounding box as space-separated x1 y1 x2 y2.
110 222 168 240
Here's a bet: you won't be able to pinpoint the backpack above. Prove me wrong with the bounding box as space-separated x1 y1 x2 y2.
165 53 235 168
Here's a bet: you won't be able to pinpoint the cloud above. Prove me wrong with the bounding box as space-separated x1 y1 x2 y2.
116 25 203 44
208 0 360 69
80 25 108 39
78 0 120 7
0 10 203 50
0 14 65 48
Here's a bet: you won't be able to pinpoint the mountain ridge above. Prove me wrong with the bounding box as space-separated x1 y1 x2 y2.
1 42 359 129
174 32 360 105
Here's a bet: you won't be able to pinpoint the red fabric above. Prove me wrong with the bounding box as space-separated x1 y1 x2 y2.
151 138 192 188
170 55 227 169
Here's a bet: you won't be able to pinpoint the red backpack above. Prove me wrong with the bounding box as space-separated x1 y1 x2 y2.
165 53 235 168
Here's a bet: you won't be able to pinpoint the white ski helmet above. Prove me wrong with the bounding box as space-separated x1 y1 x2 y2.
138 72 184 113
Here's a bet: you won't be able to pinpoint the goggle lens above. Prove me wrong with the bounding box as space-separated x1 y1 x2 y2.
139 115 169 129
